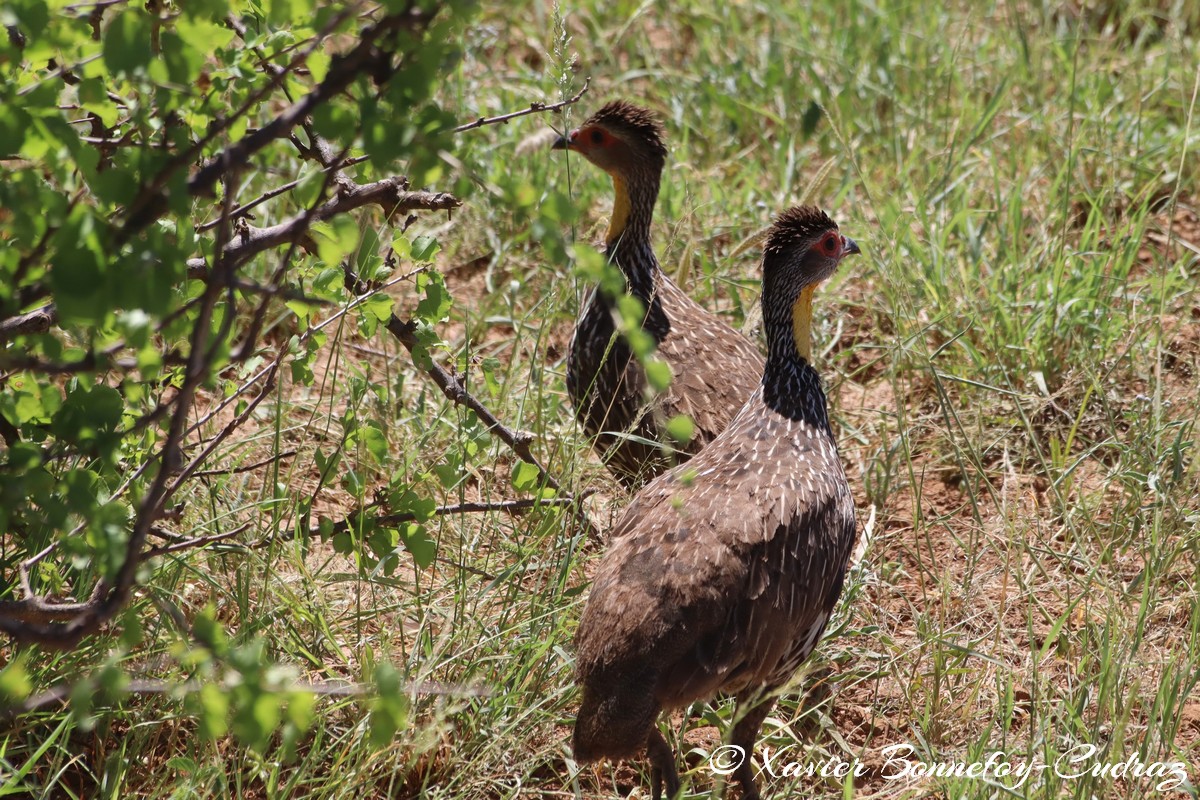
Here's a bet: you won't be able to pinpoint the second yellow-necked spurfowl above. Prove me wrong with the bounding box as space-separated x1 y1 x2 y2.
554 100 765 490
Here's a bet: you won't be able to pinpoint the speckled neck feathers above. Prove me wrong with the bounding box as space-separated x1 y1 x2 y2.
759 206 840 429
603 163 667 337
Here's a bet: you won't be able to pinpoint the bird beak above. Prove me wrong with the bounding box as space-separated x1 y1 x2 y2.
552 130 575 151
842 236 861 257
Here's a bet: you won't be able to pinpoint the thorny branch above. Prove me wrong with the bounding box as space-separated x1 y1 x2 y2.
451 77 591 132
194 155 371 233
186 180 461 275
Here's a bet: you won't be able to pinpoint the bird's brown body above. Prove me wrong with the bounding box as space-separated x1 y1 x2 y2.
573 206 860 799
555 101 764 490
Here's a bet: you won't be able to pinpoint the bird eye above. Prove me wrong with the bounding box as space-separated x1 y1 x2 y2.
822 233 840 254
590 129 605 145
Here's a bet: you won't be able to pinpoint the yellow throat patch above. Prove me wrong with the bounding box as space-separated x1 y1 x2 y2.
791 284 818 362
606 174 632 243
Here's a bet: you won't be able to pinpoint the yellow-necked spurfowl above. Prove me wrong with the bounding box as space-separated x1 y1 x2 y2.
553 100 765 490
572 206 860 799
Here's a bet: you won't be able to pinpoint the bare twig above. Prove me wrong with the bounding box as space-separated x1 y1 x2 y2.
194 155 372 233
192 451 297 478
0 587 105 625
0 8 480 650
0 306 55 342
0 348 187 378
14 188 82 285
0 675 491 724
451 77 591 133
186 180 460 274
15 54 102 97
182 269 422 447
142 523 252 558
385 316 559 489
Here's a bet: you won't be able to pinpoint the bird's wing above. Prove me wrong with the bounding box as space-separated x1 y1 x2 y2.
576 441 787 666
652 279 765 448
576 433 853 702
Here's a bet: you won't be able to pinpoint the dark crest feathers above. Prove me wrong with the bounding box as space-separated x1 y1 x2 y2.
765 206 837 256
585 100 668 159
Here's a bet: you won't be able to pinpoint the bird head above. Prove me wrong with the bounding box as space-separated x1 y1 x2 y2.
552 99 667 178
762 206 860 363
553 100 668 245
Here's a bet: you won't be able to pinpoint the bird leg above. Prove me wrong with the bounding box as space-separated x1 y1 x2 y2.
647 727 681 800
729 696 775 800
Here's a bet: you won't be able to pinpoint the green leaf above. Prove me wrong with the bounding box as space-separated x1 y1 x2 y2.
286 691 316 730
160 31 204 85
307 49 330 82
0 107 32 156
195 683 229 740
314 448 340 478
341 467 366 498
51 383 123 445
359 293 394 324
615 295 655 358
400 523 436 569
351 422 388 464
165 757 198 773
369 663 409 747
192 606 229 655
367 526 398 560
374 661 402 695
312 216 359 264
181 0 231 20
84 502 131 580
312 103 356 141
97 662 129 699
292 168 326 208
176 14 235 49
414 270 451 322
233 692 282 753
406 321 441 370
63 469 100 514
511 461 540 491
390 489 436 522
120 608 144 649
102 11 153 75
481 356 502 397
0 655 32 703
801 100 823 137
644 358 673 393
391 233 412 260
665 414 695 445
91 168 139 205
410 235 441 262
49 211 107 326
432 459 462 489
70 677 96 731
290 357 315 386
